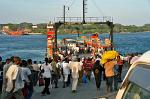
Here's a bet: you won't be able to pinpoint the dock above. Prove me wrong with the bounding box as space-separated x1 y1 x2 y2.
32 67 128 99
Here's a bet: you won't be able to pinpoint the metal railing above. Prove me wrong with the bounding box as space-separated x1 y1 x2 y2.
54 16 113 23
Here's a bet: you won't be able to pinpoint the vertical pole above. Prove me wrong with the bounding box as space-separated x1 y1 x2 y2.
77 28 79 38
83 0 85 24
54 22 62 57
46 28 48 58
54 23 58 55
110 22 114 50
63 5 65 25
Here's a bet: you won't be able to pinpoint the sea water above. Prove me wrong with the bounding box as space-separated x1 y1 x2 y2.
0 32 150 61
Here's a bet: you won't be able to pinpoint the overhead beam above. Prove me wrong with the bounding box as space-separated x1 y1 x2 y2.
53 20 114 51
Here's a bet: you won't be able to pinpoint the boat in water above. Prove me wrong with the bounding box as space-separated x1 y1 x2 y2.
6 30 24 35
2 26 27 36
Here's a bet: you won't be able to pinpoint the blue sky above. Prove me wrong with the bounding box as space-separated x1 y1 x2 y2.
0 0 150 25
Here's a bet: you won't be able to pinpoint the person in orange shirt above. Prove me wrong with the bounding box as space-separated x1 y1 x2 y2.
104 59 117 93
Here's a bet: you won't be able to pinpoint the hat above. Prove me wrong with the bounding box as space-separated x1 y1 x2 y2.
72 56 78 61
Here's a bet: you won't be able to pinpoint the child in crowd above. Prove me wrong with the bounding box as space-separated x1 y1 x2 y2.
82 70 88 83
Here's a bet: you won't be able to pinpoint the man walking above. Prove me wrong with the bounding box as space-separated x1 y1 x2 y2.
1 57 25 99
69 56 80 93
2 58 13 92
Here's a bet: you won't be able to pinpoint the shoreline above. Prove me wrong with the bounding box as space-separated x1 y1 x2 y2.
0 31 150 36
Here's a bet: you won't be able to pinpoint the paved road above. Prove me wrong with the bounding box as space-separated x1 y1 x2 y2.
32 66 128 99
0 67 128 99
32 79 108 99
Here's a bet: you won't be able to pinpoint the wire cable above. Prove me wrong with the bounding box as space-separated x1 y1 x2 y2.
69 0 76 9
65 0 77 14
64 0 70 6
91 0 105 16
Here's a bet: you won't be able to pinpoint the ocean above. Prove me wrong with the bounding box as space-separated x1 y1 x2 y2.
0 32 150 61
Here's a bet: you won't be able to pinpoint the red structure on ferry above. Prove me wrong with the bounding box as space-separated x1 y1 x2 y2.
47 25 55 58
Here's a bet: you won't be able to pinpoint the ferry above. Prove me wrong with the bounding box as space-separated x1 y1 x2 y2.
2 26 26 35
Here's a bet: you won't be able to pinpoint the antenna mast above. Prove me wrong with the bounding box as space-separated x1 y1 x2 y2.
63 5 65 24
83 0 87 24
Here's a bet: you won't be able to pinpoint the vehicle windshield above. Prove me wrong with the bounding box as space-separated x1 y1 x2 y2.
128 65 150 91
122 83 150 99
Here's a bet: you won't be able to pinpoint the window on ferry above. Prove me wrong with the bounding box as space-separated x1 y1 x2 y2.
122 83 150 99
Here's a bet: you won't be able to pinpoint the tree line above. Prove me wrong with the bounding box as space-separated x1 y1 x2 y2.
0 22 150 34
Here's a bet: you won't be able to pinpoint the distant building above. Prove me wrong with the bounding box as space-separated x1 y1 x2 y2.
2 26 9 33
47 25 53 29
32 25 38 29
2 26 9 30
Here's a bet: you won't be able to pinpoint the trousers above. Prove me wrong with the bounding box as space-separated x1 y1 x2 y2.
72 78 78 91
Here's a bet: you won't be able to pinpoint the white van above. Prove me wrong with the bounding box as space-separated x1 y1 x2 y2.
115 50 150 99
98 50 150 99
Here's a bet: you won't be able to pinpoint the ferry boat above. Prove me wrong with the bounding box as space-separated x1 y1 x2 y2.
6 30 25 35
2 26 26 35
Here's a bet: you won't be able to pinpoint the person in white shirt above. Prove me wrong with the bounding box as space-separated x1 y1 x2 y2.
40 58 52 96
69 56 80 93
32 61 40 86
1 56 25 99
56 60 62 70
62 58 70 88
22 60 32 83
56 59 62 79
2 58 13 92
21 60 33 99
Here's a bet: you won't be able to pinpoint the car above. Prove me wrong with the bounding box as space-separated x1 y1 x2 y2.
116 50 150 99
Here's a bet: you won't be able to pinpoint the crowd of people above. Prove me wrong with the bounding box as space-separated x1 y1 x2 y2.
0 50 141 99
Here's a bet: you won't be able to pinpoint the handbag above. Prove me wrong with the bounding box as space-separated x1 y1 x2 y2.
39 77 44 86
